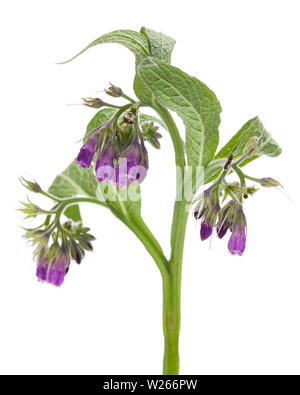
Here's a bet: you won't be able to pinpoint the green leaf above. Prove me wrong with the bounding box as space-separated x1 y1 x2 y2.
140 27 176 64
204 117 282 184
64 205 82 222
48 159 142 223
134 57 222 166
58 30 150 65
214 116 282 160
49 160 98 199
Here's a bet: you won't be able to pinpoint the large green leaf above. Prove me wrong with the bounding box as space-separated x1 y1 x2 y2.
59 30 150 65
134 57 222 167
140 27 176 64
49 160 98 199
214 116 282 160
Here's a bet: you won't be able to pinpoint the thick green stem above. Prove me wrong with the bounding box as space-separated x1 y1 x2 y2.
163 208 189 375
153 103 189 375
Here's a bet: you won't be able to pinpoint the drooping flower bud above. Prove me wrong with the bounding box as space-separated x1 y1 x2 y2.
19 177 42 193
193 189 211 221
116 136 148 188
105 83 123 98
36 256 48 282
194 188 220 241
82 97 106 109
95 144 116 184
200 203 220 241
216 200 237 239
193 204 205 220
200 221 213 241
76 137 97 169
228 208 247 256
259 177 282 187
47 253 69 287
36 248 70 287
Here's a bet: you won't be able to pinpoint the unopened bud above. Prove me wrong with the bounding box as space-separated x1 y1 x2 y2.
19 177 42 193
82 97 105 108
69 239 84 264
259 177 282 187
123 115 134 124
18 201 42 217
142 122 162 150
105 83 123 98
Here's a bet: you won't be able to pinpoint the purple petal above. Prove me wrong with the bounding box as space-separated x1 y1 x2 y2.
76 139 97 169
47 266 65 286
46 256 67 287
228 225 246 255
95 147 116 183
36 257 47 282
217 224 229 239
200 221 212 241
116 158 147 188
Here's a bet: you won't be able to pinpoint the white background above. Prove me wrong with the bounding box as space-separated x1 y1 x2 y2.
1 0 300 375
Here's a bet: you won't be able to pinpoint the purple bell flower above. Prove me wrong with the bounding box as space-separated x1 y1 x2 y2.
200 221 213 241
216 200 237 239
217 223 230 239
116 141 148 188
36 256 47 282
36 252 69 287
47 255 67 287
95 146 116 184
228 223 246 256
76 138 97 169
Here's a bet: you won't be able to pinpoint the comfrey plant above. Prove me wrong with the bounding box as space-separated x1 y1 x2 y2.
20 28 282 374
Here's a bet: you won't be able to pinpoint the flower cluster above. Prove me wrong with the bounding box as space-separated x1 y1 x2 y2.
20 178 95 287
193 159 281 256
76 91 161 188
24 220 95 287
194 186 247 255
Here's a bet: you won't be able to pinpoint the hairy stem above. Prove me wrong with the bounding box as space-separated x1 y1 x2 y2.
232 164 246 187
54 196 168 278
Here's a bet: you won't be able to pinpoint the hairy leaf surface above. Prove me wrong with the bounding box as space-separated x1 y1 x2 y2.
59 30 150 65
134 57 222 166
140 27 176 64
